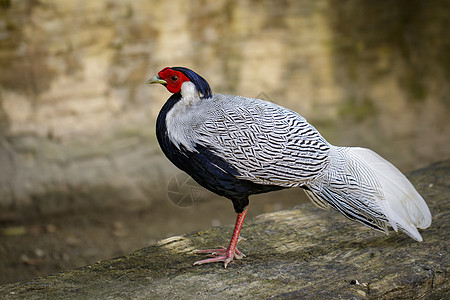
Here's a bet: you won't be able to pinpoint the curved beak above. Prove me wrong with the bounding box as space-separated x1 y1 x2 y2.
147 75 167 85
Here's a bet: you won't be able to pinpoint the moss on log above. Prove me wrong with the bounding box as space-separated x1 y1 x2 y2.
0 160 448 299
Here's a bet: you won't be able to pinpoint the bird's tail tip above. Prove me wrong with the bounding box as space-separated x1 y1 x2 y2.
349 147 432 240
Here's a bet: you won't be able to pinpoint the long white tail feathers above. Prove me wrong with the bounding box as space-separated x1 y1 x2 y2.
349 148 431 241
306 147 432 242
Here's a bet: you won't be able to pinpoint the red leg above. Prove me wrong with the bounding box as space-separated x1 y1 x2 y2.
193 206 248 268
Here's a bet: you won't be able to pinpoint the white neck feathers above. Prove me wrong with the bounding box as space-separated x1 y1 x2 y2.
165 81 202 151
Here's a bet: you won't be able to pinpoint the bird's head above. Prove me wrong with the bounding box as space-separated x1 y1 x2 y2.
147 67 212 99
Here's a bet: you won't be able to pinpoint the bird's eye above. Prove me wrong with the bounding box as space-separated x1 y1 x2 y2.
171 75 178 81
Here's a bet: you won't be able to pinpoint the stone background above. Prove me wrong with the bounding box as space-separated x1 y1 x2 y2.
0 0 449 219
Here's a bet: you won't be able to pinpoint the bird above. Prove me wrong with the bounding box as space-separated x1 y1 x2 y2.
147 66 432 268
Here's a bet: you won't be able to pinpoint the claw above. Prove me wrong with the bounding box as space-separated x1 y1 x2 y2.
193 246 245 267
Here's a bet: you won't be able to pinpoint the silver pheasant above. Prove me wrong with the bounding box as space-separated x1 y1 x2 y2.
148 66 432 267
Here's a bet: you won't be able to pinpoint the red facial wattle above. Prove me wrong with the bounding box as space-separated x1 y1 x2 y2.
158 67 190 94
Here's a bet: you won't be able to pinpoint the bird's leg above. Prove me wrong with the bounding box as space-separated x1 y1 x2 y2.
193 207 248 268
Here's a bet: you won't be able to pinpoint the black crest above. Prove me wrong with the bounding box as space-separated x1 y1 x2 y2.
171 67 212 99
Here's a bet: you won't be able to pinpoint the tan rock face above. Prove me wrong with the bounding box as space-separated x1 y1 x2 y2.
0 1 449 215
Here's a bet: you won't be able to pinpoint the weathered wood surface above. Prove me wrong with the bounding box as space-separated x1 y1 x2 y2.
0 160 448 299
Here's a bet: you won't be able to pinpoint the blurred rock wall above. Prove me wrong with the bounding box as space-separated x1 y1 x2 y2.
0 0 449 219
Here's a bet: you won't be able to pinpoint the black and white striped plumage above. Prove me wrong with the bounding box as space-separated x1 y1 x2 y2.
148 67 431 266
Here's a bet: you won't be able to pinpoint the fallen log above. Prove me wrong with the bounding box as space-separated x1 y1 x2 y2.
0 160 448 299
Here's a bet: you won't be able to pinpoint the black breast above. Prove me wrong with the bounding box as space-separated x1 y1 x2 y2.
156 94 285 213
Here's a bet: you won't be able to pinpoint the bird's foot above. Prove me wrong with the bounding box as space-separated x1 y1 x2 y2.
194 209 248 268
193 246 245 268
